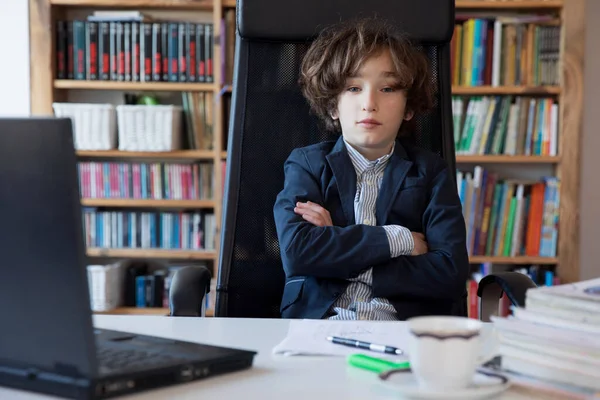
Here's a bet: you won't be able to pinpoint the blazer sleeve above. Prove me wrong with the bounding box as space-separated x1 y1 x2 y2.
273 148 392 280
372 157 470 301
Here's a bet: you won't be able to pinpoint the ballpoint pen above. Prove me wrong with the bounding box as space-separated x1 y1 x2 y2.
327 336 404 355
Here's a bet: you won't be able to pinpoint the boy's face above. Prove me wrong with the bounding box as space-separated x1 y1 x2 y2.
332 48 413 161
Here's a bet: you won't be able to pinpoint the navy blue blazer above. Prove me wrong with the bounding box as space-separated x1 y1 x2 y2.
273 136 469 320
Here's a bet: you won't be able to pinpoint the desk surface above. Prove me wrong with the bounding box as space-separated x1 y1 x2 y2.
2 316 562 400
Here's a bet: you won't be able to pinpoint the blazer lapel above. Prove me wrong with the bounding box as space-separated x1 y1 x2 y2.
376 141 413 225
326 138 356 225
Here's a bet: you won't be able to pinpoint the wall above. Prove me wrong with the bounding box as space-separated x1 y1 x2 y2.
579 0 599 280
0 0 30 116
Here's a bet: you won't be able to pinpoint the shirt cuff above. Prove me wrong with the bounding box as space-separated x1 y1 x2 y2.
383 225 414 257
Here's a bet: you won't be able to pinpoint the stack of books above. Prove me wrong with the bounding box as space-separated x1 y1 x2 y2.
488 278 600 398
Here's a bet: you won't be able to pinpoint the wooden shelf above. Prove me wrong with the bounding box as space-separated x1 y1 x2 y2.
81 199 215 208
94 307 214 317
452 86 561 95
469 256 558 264
54 80 215 92
76 150 215 159
455 1 563 9
50 0 215 10
87 248 216 260
94 307 170 316
456 155 560 163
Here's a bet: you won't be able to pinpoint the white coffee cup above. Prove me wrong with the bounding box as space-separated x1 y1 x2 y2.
406 316 497 390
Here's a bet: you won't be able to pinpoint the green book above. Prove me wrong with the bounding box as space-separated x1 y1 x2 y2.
485 182 503 255
503 195 517 256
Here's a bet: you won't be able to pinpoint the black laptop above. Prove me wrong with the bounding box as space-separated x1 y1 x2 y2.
0 118 257 399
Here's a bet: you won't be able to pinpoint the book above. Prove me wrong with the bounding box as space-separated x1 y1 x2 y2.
490 278 600 395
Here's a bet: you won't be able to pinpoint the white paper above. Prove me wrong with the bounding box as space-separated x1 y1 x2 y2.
272 319 409 358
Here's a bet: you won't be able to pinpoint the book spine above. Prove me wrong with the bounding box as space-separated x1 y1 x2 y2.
136 276 146 307
178 22 187 82
66 21 74 79
196 23 205 83
205 24 213 83
56 21 67 79
151 23 161 82
116 22 124 81
86 21 98 80
109 22 117 81
161 22 169 82
168 23 179 82
131 22 140 82
141 22 152 82
187 23 196 82
123 22 131 81
73 20 86 80
98 22 110 80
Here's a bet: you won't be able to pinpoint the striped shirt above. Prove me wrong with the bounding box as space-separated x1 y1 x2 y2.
327 140 414 321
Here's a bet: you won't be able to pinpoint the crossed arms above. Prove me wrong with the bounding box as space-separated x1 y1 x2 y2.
273 148 469 301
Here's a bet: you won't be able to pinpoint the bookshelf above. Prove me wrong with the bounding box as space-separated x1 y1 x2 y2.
450 0 584 290
29 0 584 316
31 0 227 316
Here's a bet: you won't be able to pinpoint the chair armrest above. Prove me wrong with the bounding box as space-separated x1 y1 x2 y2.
476 272 537 322
168 265 212 317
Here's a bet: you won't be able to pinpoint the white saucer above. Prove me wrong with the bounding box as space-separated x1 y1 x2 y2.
378 370 511 399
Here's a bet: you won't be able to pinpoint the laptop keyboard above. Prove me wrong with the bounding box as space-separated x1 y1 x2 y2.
97 344 180 372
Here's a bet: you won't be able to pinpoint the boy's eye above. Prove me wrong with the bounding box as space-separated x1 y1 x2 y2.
382 87 396 93
347 86 360 92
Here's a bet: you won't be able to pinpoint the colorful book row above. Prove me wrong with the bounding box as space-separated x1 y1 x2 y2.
458 166 559 257
82 209 216 251
451 16 560 87
453 95 559 156
56 18 214 83
78 162 214 200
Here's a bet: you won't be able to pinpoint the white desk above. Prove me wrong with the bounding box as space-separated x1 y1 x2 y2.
2 316 563 400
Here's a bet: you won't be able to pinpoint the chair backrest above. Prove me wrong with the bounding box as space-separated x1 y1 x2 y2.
216 0 457 318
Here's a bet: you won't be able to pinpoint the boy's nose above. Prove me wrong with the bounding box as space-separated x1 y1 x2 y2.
362 91 377 112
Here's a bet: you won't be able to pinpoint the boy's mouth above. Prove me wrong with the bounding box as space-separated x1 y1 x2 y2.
357 118 382 127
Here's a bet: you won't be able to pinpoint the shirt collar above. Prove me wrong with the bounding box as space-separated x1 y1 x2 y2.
343 139 394 176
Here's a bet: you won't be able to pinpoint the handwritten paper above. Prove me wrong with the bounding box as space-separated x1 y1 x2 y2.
272 319 409 358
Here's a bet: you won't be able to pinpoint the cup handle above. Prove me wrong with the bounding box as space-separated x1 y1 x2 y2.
477 328 500 365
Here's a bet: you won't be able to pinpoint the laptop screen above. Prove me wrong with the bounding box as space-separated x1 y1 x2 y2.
0 117 98 377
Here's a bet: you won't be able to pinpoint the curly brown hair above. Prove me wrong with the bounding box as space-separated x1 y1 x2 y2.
299 17 435 134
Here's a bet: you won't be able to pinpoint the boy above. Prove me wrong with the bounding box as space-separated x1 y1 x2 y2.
273 17 469 320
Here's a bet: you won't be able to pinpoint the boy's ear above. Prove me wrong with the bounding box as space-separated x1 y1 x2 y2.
404 110 414 121
330 110 339 120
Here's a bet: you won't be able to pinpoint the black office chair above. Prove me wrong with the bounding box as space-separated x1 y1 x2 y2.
113 258 211 317
170 0 537 321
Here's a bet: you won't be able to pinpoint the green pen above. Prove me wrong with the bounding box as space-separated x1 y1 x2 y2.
347 353 411 374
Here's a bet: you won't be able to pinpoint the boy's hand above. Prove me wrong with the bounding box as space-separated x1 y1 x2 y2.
411 232 428 255
294 201 333 227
